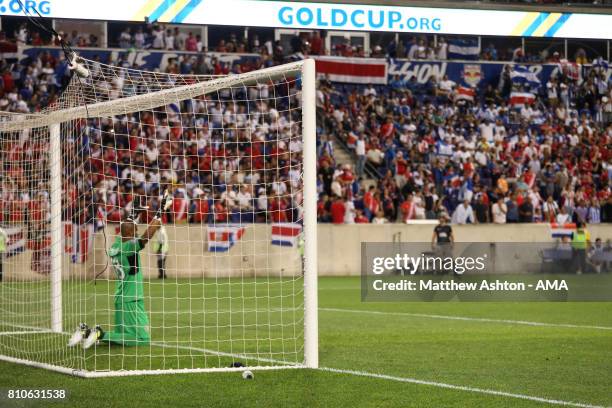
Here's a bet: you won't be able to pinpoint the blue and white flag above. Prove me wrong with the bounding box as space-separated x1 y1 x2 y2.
511 65 541 88
447 39 480 60
168 103 181 114
593 57 609 70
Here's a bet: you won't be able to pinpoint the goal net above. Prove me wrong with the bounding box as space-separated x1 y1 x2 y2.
0 57 318 377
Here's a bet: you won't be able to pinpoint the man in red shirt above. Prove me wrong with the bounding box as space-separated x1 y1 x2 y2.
400 194 416 222
309 31 323 55
270 195 288 223
330 196 346 224
380 117 395 140
354 209 369 224
190 190 210 223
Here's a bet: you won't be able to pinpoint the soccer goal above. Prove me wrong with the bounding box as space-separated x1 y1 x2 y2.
0 57 318 377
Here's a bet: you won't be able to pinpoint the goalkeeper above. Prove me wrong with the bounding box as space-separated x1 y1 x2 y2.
68 192 171 349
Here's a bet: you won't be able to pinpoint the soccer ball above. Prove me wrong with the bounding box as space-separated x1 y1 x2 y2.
242 370 254 380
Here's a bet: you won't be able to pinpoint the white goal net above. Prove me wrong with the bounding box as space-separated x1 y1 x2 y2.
0 57 318 376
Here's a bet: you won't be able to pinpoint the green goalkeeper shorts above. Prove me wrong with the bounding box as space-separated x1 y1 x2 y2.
101 300 151 346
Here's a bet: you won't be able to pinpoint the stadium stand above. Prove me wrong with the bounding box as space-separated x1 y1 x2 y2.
0 25 610 226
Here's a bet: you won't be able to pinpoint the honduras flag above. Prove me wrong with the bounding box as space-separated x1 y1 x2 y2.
168 102 181 113
447 39 480 60
593 57 609 70
510 66 541 88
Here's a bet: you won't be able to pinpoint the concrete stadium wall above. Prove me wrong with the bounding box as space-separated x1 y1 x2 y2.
3 224 611 280
93 224 303 279
317 224 612 276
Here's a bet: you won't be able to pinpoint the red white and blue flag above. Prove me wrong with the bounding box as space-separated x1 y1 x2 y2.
4 226 25 258
455 86 475 102
271 223 302 247
550 223 576 239
63 222 94 263
510 92 536 107
207 225 246 252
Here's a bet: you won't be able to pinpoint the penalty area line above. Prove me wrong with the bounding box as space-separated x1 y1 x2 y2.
320 307 612 331
319 367 607 408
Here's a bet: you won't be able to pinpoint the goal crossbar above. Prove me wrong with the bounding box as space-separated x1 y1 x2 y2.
0 60 306 132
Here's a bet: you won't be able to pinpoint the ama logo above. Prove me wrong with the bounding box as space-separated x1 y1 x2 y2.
462 64 482 87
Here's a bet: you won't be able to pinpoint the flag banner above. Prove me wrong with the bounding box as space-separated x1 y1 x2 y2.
207 225 246 252
168 103 181 113
593 57 609 70
18 47 606 89
549 223 576 239
510 91 536 107
63 222 94 263
313 56 388 84
455 86 475 102
447 39 481 60
510 65 541 88
4 226 25 258
558 59 581 81
271 223 302 247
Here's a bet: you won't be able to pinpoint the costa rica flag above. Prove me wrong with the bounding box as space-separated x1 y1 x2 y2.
271 223 302 247
550 223 576 239
207 225 246 252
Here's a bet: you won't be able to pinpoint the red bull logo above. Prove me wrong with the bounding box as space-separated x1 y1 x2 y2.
462 64 482 87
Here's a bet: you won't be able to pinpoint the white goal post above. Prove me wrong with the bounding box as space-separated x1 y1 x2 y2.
0 58 318 376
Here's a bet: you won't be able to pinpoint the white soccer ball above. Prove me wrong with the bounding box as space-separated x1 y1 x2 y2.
242 370 254 380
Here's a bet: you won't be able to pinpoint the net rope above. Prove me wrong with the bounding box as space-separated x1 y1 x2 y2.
0 58 307 373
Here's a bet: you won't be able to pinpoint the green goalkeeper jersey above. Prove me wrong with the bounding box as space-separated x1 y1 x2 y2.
109 237 144 303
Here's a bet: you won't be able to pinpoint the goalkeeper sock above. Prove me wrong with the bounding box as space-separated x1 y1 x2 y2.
67 323 89 347
82 325 104 350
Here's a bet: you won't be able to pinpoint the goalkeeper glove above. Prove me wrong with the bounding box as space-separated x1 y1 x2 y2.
155 190 173 220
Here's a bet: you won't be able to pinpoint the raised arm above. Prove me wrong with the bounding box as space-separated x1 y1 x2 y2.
139 190 172 248
139 218 161 248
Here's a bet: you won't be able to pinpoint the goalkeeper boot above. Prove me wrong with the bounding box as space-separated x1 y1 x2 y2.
67 323 89 347
82 325 104 350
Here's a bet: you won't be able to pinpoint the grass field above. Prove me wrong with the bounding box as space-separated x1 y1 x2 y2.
1 276 611 408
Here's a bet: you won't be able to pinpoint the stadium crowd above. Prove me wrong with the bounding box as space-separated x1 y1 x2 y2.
0 30 611 226
315 61 612 224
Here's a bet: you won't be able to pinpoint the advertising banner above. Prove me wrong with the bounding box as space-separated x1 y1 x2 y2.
1 0 610 39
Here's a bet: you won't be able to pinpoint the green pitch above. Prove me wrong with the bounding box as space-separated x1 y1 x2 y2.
1 277 611 408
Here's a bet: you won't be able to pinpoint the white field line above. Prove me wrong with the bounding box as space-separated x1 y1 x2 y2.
149 341 295 366
320 307 612 331
319 367 608 408
2 322 54 331
0 330 54 336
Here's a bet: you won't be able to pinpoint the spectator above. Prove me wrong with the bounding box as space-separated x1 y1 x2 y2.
588 198 601 224
355 134 366 178
330 195 345 224
518 194 534 223
473 194 490 223
451 199 475 224
492 197 507 224
372 210 387 224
